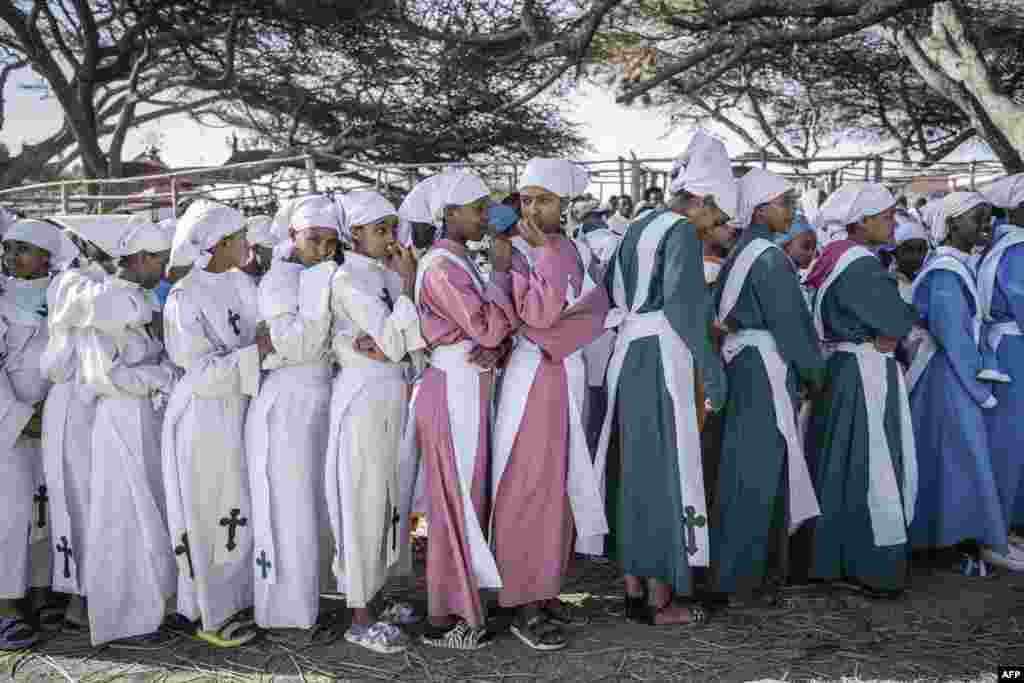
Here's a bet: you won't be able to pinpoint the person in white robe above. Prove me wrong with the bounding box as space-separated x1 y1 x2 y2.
399 175 444 257
45 214 178 646
246 196 339 632
0 220 76 649
325 190 425 654
162 201 269 648
241 215 278 281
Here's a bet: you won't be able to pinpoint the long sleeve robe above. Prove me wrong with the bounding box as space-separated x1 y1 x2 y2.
162 268 260 632
491 235 609 607
414 238 519 627
909 262 1006 552
247 259 335 629
710 224 825 596
807 254 918 592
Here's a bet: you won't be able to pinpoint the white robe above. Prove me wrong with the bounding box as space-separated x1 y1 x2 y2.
0 276 52 599
325 251 424 607
76 277 177 645
162 268 260 632
246 259 335 629
41 265 107 596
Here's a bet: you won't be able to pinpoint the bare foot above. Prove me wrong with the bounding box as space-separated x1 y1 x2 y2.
651 603 694 625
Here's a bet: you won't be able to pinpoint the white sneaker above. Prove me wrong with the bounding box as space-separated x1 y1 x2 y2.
344 622 408 654
981 547 1024 572
1008 533 1024 549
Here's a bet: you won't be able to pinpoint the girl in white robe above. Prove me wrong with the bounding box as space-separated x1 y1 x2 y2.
246 195 339 631
326 191 425 654
0 220 73 650
48 214 178 646
162 201 270 647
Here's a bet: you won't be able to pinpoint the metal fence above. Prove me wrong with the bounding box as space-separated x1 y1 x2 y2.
0 150 1007 220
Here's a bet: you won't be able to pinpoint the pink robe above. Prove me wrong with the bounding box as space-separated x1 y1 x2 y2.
494 236 610 607
414 239 519 627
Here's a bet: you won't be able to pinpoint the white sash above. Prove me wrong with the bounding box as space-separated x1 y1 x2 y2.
978 229 1024 352
814 248 917 547
717 238 820 534
414 247 502 589
595 211 708 566
491 240 609 556
906 250 982 393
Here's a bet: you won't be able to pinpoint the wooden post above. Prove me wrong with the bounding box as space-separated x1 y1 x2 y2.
874 156 883 183
864 158 870 181
305 155 318 193
761 149 768 169
630 155 642 207
170 177 178 217
970 160 977 190
618 157 626 197
60 182 69 214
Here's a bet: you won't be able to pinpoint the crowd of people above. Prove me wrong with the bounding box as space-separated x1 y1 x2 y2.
1 134 1023 657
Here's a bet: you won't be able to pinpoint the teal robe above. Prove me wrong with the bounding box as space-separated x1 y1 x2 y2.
710 224 825 596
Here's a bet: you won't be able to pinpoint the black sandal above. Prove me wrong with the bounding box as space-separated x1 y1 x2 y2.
624 586 648 622
510 614 567 651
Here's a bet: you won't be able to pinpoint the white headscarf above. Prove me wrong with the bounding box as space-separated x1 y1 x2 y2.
246 215 277 248
921 191 988 244
170 200 246 270
337 191 398 243
50 214 171 259
427 171 490 229
0 207 15 239
398 176 445 247
893 215 929 245
3 219 80 268
736 168 790 228
982 173 1024 209
269 194 343 260
669 132 739 220
519 158 591 198
815 183 896 245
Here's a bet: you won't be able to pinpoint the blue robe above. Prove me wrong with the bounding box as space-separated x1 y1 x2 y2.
710 225 825 595
908 253 1006 553
807 253 918 592
981 231 1024 529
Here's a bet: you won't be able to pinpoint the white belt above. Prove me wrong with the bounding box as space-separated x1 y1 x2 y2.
825 340 917 547
721 329 820 533
429 340 487 374
268 361 332 383
988 320 1022 353
607 309 664 344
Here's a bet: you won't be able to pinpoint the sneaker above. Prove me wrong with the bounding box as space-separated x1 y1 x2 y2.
421 620 492 650
344 622 408 654
0 616 38 651
378 601 421 626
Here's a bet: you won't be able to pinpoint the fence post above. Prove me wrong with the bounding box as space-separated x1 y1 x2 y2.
874 156 883 183
631 157 642 206
60 182 69 214
761 149 768 169
618 157 625 197
305 155 318 193
170 177 178 218
970 161 977 190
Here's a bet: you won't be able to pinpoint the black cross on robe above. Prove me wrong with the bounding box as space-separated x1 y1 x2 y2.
34 485 48 528
227 309 241 336
380 288 394 312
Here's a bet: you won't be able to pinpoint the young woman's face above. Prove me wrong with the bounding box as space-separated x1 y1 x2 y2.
446 197 489 242
351 217 397 260
213 228 252 271
784 231 818 270
126 249 171 290
2 240 51 280
858 206 899 245
290 226 338 267
894 238 928 277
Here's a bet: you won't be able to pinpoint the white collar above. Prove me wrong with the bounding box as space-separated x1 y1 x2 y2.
343 250 386 271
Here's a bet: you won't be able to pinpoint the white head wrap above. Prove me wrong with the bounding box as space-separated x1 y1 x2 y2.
398 176 445 247
50 214 171 259
982 173 1024 209
427 171 490 229
519 158 591 198
3 219 80 268
669 132 739 220
246 215 277 248
269 195 343 260
921 191 988 244
170 200 246 270
0 207 15 238
338 191 398 243
815 183 896 245
736 168 790 228
893 216 929 245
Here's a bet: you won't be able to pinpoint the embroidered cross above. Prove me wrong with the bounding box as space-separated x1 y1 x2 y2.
227 309 241 336
682 505 706 557
219 508 247 552
256 550 272 579
380 288 394 312
33 485 48 528
174 532 195 579
55 536 73 580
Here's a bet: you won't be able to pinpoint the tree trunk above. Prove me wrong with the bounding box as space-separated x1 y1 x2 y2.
896 1 1024 173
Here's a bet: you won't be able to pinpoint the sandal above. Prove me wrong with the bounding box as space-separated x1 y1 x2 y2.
421 620 493 650
108 629 179 649
510 614 567 651
344 621 408 654
35 601 67 632
0 616 38 651
544 599 589 627
642 600 709 627
195 611 259 648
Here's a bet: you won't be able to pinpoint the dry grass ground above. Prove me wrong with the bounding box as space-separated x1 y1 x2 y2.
2 546 1020 682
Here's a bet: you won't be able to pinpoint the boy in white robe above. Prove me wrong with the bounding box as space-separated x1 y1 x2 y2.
325 191 425 654
246 196 339 631
162 201 270 648
0 220 75 649
46 214 178 646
